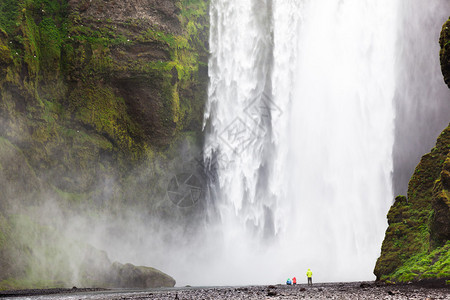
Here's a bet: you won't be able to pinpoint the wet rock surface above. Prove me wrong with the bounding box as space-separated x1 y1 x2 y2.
1 282 448 299
68 0 182 34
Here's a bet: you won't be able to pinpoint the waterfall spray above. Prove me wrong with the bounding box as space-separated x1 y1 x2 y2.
203 0 397 284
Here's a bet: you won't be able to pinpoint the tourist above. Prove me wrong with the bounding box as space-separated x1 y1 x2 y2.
306 269 313 286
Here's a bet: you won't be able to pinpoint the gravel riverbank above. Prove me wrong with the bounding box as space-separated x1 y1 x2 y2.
0 282 448 299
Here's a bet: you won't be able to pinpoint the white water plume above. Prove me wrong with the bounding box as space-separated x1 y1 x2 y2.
202 0 397 284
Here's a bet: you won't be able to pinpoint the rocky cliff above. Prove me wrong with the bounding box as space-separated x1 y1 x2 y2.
440 18 450 89
374 18 450 284
0 0 208 290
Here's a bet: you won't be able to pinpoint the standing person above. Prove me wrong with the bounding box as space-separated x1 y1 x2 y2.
306 269 313 286
292 277 297 285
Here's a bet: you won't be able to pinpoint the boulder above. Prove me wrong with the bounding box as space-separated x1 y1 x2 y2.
78 247 175 288
110 262 176 288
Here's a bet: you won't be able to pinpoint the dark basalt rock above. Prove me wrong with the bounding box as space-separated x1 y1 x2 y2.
359 282 372 288
68 0 182 34
440 18 450 89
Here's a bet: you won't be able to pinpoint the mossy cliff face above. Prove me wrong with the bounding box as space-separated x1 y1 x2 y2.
374 19 450 284
0 0 208 290
0 0 208 188
440 18 450 89
374 127 450 283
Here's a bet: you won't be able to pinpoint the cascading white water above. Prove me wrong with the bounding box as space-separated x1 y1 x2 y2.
203 0 397 284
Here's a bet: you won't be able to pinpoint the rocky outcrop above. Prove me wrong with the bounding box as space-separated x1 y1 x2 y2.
79 247 175 288
375 18 450 283
110 263 176 288
440 18 450 89
69 0 182 34
374 126 450 282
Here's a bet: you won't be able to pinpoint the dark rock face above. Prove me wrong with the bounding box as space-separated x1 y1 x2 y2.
68 0 181 34
63 0 209 148
0 0 209 185
440 18 450 89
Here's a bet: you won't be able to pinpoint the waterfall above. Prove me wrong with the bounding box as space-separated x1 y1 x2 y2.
203 0 397 284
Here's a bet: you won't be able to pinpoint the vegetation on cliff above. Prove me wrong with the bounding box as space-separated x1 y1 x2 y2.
374 18 450 284
440 17 450 89
0 0 209 290
374 127 450 283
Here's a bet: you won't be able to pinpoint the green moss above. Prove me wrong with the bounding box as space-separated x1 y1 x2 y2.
137 28 179 49
0 0 20 34
440 18 450 88
179 0 208 22
375 125 450 282
0 44 12 65
383 242 450 283
67 84 142 156
38 17 62 76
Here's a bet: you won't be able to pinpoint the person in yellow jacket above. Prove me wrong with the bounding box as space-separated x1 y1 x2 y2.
306 268 313 286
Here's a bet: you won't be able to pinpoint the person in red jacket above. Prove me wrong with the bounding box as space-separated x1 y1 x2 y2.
292 277 297 285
